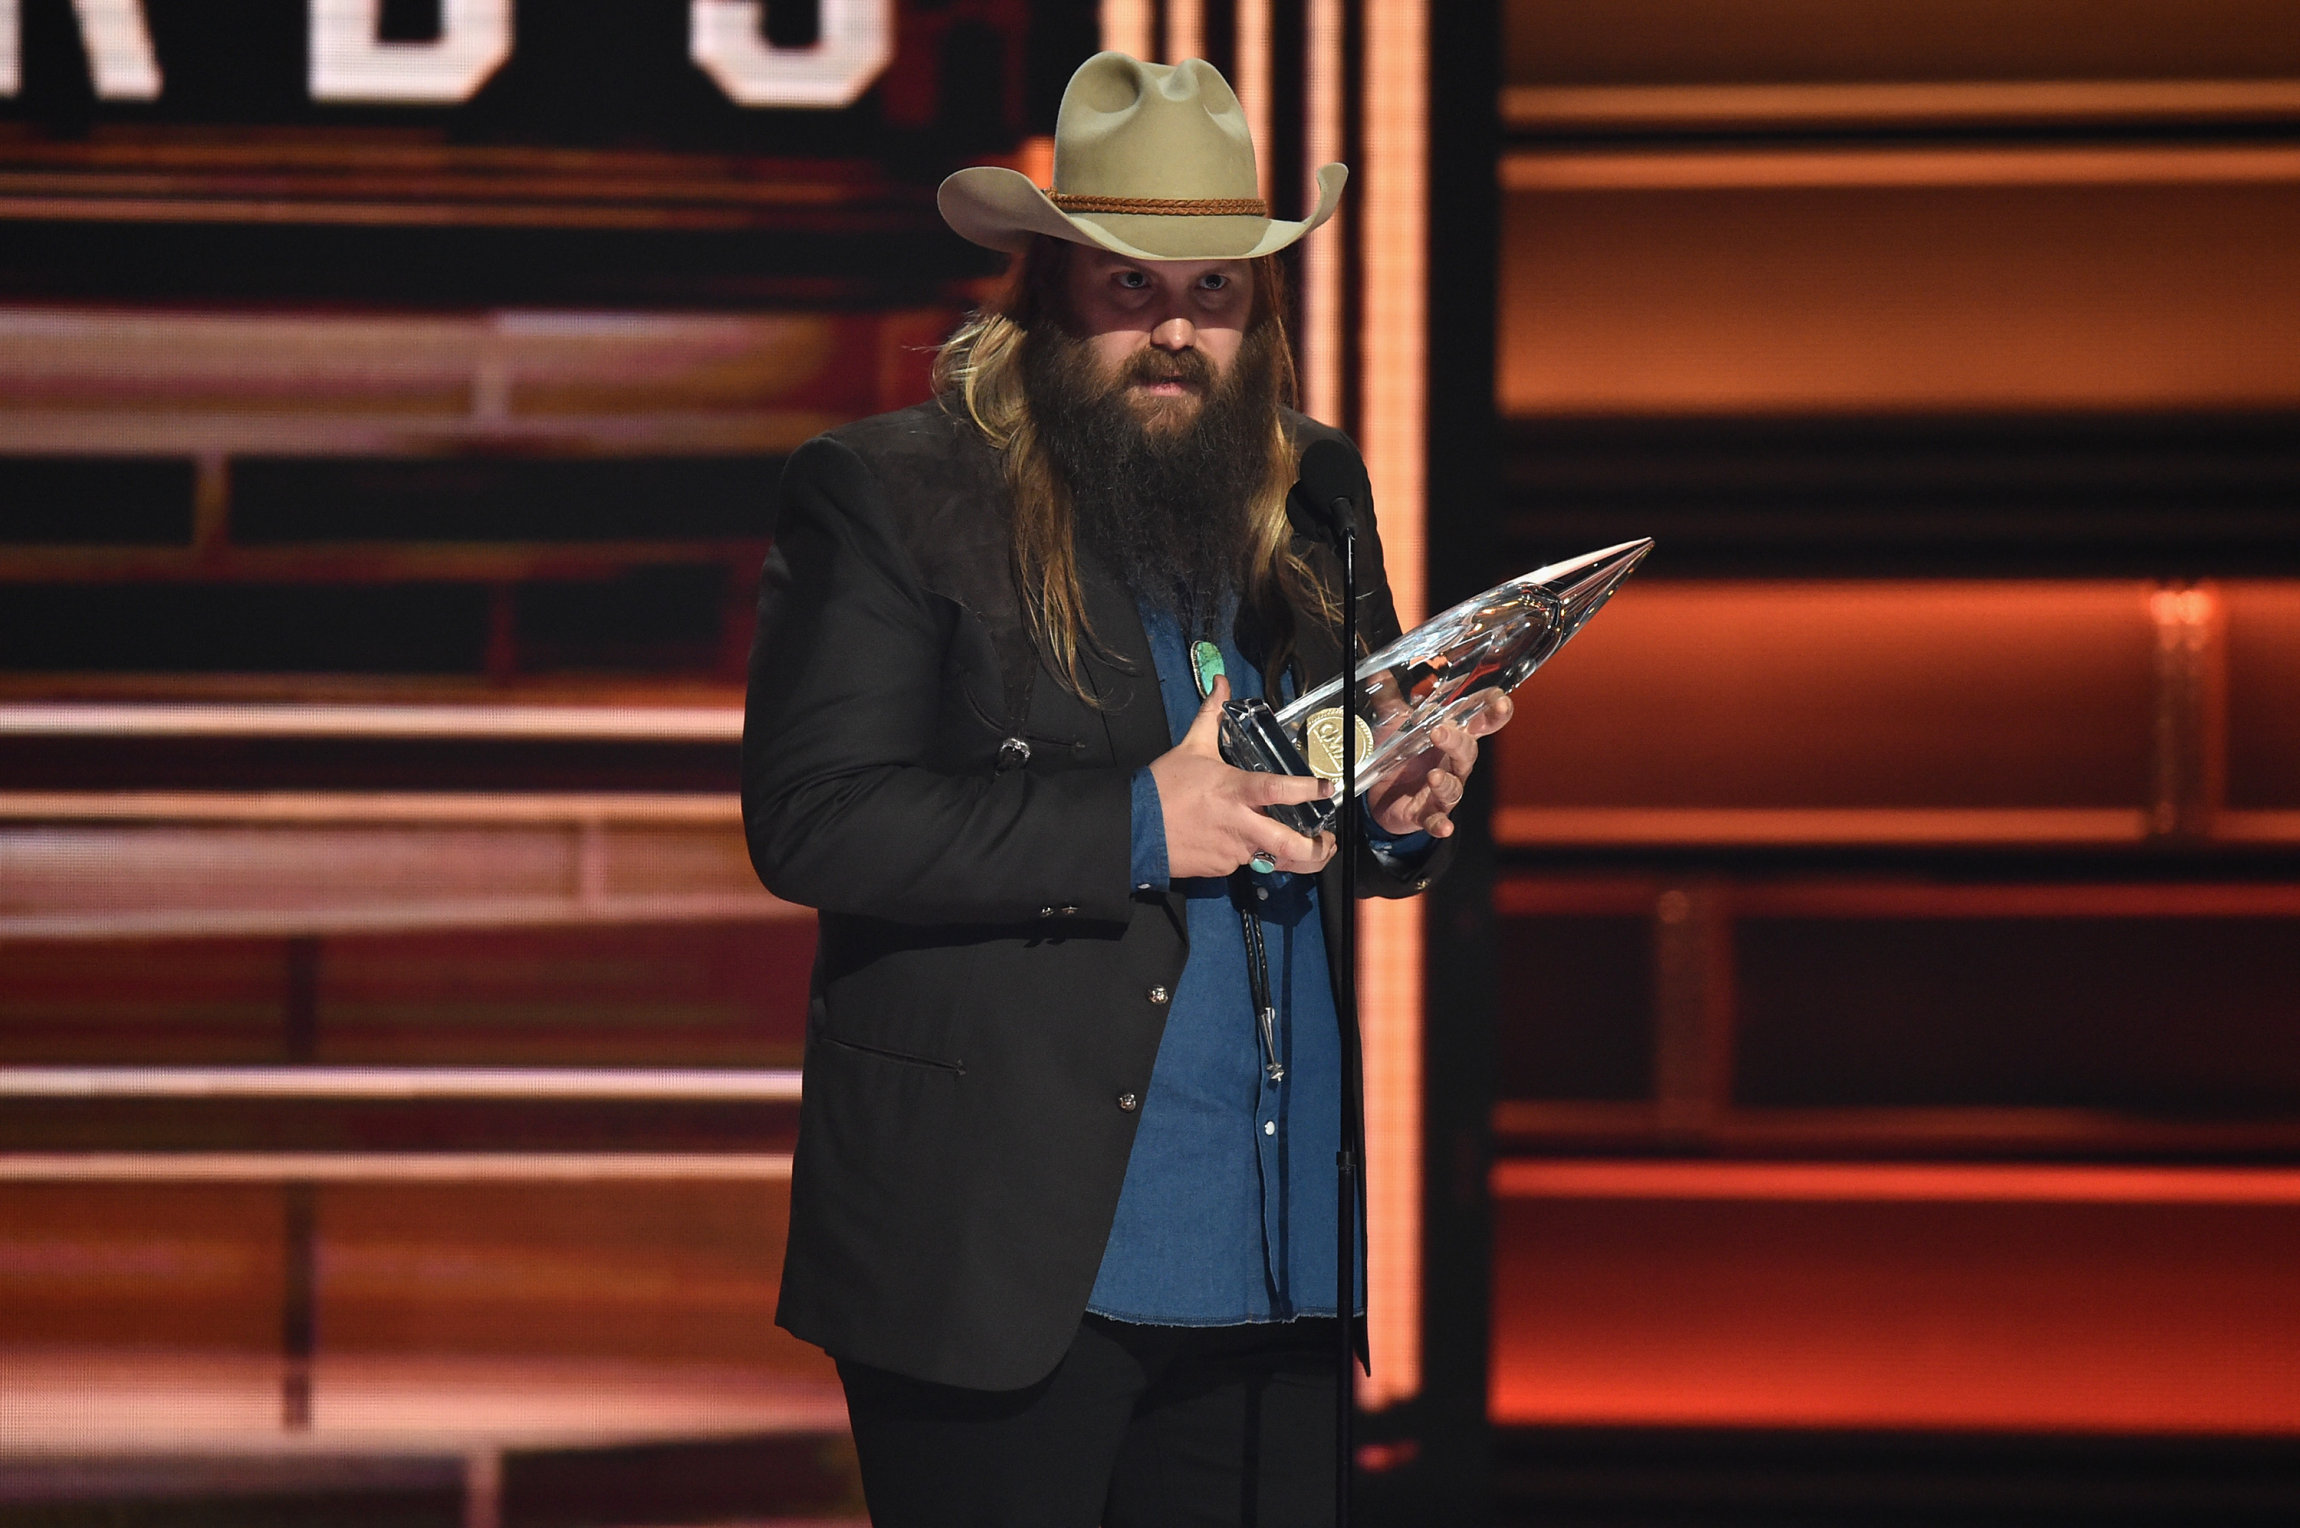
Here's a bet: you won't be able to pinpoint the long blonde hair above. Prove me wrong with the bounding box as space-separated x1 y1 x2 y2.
930 235 1333 702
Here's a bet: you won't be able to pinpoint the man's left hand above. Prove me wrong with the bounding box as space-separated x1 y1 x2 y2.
1364 690 1514 840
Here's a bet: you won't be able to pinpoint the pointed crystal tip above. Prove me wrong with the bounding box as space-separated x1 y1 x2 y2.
1537 537 1652 642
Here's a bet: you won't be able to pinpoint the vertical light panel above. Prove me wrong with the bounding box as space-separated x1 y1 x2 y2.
1100 0 1153 61
1301 0 1345 423
1164 0 1204 63
1359 9 1426 631
1237 0 1273 202
1356 0 1429 1410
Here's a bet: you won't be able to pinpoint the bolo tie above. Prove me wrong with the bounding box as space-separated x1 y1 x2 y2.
1194 638 1286 1086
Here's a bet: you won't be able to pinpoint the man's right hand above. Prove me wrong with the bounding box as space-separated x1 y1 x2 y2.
1149 676 1338 879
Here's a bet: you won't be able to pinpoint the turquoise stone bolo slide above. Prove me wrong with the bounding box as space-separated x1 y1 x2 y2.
1190 639 1225 699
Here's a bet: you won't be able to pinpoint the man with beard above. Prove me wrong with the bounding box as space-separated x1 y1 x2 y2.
742 51 1510 1527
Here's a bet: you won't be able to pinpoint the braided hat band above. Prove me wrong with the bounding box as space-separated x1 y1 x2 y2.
1046 193 1272 218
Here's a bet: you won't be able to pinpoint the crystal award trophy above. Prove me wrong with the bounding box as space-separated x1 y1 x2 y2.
1220 538 1652 835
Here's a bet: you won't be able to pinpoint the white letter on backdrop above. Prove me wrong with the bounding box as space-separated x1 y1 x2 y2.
0 1 164 98
310 0 510 103
76 0 161 97
690 0 892 109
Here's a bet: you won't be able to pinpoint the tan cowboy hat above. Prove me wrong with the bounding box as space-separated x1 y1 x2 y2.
939 51 1347 262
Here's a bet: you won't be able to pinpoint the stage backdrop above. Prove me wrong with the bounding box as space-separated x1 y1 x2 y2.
0 3 1469 1523
1485 3 2300 1519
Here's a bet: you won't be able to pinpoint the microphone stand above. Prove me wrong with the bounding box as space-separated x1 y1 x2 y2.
1332 503 1358 1528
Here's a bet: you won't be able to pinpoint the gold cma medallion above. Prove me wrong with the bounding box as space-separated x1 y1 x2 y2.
1300 707 1373 782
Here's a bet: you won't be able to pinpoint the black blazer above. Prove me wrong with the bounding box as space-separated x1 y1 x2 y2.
742 399 1449 1390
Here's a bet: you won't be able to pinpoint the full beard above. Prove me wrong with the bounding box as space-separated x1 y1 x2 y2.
1022 319 1283 641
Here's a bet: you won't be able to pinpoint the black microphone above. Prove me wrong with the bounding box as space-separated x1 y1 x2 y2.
1291 438 1363 1528
1291 438 1359 545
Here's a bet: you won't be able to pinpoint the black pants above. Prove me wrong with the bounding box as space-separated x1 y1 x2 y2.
838 1315 1340 1528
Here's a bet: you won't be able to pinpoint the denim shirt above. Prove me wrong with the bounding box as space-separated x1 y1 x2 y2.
1087 602 1422 1324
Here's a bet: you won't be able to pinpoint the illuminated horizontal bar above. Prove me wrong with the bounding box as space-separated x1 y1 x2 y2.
0 795 797 937
0 540 769 585
1503 78 2300 133
1493 1159 2300 1206
0 1153 795 1182
0 791 743 824
1493 805 2149 847
0 703 744 742
1500 143 2300 193
1490 1101 2300 1155
0 410 833 459
0 895 801 942
1495 873 2300 919
1732 882 2300 918
2210 810 2300 843
0 1067 802 1101
0 165 887 214
0 196 844 233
